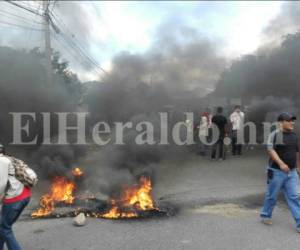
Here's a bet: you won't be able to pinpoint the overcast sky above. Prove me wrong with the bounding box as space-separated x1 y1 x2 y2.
92 1 282 55
0 1 289 81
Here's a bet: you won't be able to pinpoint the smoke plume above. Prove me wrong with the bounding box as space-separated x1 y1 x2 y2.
83 21 225 194
213 25 300 135
263 2 300 44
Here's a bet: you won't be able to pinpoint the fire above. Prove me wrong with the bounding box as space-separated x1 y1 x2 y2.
72 167 84 177
32 167 84 218
31 169 159 220
100 176 157 219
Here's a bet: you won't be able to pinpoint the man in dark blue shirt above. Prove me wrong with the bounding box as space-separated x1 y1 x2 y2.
260 112 300 232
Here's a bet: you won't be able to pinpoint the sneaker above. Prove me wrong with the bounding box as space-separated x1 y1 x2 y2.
296 227 300 233
261 218 272 225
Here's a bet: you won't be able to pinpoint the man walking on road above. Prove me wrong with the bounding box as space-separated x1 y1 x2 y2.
0 144 31 250
260 112 300 232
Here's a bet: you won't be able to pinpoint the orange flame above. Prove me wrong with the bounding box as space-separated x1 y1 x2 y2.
72 167 84 177
31 170 156 220
101 176 157 219
32 176 76 218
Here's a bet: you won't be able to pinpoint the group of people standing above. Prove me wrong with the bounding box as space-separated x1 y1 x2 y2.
197 105 245 160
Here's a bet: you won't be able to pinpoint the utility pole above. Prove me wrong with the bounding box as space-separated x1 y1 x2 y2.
43 0 53 86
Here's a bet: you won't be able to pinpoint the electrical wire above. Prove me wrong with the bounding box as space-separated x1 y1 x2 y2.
4 0 44 17
3 0 108 78
0 20 44 31
0 9 44 25
51 30 104 76
25 1 43 47
49 10 108 75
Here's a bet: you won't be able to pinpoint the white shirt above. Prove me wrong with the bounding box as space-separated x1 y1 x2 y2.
199 116 209 136
0 154 24 200
230 111 245 131
0 154 10 199
207 114 213 129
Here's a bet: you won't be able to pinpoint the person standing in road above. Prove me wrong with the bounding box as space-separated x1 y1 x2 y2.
260 113 300 232
0 144 31 250
198 111 211 156
230 105 244 155
211 107 228 161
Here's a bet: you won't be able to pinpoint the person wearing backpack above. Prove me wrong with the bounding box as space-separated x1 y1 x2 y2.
0 144 31 250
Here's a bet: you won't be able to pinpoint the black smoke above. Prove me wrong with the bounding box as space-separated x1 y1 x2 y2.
0 16 226 196
82 22 225 195
0 46 85 179
213 31 300 136
263 2 300 44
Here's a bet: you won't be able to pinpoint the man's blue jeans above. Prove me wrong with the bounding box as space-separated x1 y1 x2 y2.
0 198 30 250
261 167 300 228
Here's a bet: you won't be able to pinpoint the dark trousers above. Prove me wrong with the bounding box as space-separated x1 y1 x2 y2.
232 130 242 155
0 198 30 250
211 138 224 159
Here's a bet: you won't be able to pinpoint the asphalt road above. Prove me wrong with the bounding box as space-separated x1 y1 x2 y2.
12 150 300 250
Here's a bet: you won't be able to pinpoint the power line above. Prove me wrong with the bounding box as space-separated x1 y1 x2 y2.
59 31 104 74
54 30 104 76
25 1 43 47
51 29 88 67
49 10 109 75
0 10 44 27
0 20 44 31
4 0 44 17
50 11 106 72
4 0 109 78
50 0 57 13
47 7 109 75
22 1 39 10
43 0 53 86
51 30 105 76
51 30 80 62
0 8 44 25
